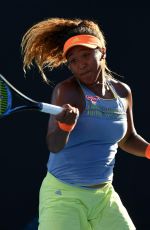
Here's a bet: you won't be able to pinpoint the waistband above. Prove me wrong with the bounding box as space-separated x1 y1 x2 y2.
45 172 112 191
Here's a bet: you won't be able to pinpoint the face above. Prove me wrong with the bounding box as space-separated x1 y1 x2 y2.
66 46 103 86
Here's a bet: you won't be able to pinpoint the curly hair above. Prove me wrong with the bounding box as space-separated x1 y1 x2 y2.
21 17 111 82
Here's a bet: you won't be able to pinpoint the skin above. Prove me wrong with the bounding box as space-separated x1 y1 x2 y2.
46 45 149 159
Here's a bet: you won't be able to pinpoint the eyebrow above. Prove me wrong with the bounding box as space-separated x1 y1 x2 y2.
67 52 73 59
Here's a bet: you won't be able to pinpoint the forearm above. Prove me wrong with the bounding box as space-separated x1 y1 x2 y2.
119 133 149 157
46 104 79 153
46 127 70 153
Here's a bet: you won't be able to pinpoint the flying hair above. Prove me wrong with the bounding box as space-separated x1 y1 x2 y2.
21 17 113 83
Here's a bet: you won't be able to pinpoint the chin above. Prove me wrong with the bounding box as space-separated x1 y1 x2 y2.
86 78 97 85
80 76 96 86
80 79 93 85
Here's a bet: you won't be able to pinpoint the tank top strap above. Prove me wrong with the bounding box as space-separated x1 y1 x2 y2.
106 80 118 99
76 79 91 95
107 80 126 112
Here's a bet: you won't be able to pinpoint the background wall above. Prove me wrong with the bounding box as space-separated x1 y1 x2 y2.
0 4 149 230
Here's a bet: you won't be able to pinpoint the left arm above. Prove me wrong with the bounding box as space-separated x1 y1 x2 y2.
118 83 149 158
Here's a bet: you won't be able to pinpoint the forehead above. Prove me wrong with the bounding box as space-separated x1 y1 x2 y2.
66 46 94 59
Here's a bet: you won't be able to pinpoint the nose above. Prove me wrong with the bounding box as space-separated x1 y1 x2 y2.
78 59 86 70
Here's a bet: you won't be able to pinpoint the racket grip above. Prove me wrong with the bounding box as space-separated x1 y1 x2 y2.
41 103 64 115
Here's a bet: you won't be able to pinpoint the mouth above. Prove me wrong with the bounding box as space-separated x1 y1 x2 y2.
80 71 91 76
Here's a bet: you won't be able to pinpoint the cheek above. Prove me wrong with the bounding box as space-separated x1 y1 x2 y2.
68 65 75 74
69 67 77 75
91 58 101 72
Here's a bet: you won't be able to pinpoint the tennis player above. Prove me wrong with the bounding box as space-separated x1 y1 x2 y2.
21 17 150 230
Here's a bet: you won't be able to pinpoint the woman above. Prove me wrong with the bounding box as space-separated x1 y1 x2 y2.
21 17 150 230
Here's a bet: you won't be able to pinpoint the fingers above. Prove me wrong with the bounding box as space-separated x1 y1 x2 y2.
55 104 79 124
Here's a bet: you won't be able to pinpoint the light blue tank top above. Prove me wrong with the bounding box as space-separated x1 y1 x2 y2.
47 80 127 187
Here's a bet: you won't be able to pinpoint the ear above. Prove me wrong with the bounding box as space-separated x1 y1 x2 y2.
100 47 106 59
101 53 106 59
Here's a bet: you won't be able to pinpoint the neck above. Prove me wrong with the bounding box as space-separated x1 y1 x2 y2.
88 78 110 96
90 78 107 87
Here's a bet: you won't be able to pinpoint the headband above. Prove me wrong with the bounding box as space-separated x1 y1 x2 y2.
63 34 103 57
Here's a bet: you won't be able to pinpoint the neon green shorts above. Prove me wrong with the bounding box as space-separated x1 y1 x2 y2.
38 172 136 230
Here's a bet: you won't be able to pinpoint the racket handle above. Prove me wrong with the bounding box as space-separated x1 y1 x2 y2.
40 103 64 115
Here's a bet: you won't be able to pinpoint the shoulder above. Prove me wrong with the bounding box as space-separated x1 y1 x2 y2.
110 78 132 99
51 77 83 107
52 77 80 99
54 77 77 92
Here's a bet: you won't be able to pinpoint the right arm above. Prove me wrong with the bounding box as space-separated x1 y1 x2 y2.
46 81 80 153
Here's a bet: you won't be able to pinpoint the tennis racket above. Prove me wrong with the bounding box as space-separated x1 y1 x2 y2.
0 73 63 118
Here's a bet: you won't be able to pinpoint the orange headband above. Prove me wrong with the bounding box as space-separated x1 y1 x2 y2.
63 34 103 57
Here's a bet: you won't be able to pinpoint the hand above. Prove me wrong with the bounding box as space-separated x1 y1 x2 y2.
55 104 79 125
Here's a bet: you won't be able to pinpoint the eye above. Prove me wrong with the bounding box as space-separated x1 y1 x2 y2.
81 52 91 59
68 58 77 65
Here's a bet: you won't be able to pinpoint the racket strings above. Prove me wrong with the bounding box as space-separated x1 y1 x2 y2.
0 80 9 115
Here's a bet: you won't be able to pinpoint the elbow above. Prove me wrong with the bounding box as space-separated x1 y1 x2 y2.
46 136 64 153
119 131 137 148
46 129 69 153
46 141 62 153
47 145 63 153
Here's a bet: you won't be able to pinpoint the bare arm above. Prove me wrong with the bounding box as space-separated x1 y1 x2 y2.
118 83 149 157
46 81 80 153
